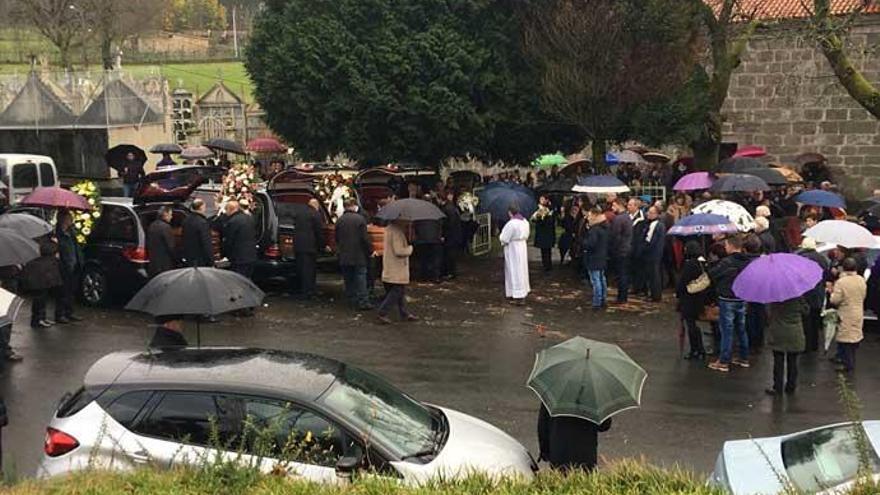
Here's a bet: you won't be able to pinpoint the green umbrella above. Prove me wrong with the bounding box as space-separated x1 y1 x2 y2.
533 153 567 169
526 336 647 424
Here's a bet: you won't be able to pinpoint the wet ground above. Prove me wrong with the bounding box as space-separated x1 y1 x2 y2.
2 250 879 478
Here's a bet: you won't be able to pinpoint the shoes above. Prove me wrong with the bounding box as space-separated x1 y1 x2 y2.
708 360 730 373
732 358 750 368
784 386 796 395
66 315 83 322
4 352 23 362
32 320 52 329
684 351 706 361
512 299 526 306
404 314 420 322
55 316 71 324
764 388 781 396
377 315 393 325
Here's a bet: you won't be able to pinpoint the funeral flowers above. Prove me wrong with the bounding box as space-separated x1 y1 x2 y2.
70 180 102 245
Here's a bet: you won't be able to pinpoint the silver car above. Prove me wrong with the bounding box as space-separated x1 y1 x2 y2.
38 348 537 483
711 421 880 494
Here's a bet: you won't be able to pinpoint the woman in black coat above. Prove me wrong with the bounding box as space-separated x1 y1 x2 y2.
532 195 557 272
537 403 612 471
557 204 579 265
676 241 707 359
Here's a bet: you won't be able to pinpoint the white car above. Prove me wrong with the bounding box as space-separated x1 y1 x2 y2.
710 421 880 494
38 348 536 483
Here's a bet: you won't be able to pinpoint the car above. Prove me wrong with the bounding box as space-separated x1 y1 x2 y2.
710 421 880 494
38 348 537 484
0 154 59 209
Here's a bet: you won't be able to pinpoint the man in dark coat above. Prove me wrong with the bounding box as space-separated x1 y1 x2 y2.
439 192 463 279
532 195 556 272
182 198 214 267
641 206 666 302
293 198 325 299
413 215 443 283
23 239 62 329
796 237 830 352
537 404 612 472
583 207 609 309
627 198 647 296
608 199 633 304
335 199 373 310
121 152 145 198
149 315 188 349
707 235 754 372
147 206 176 278
222 200 257 280
54 210 83 323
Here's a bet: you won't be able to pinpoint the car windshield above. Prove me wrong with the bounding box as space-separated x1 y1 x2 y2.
318 365 437 460
781 424 880 493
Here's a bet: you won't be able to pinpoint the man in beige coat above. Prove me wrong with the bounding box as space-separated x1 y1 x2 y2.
377 220 418 324
830 258 867 372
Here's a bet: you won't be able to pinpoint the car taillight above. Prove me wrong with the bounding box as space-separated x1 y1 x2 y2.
264 243 281 259
44 427 79 457
122 246 149 264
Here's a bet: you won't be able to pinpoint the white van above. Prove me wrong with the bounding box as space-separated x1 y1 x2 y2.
0 154 58 206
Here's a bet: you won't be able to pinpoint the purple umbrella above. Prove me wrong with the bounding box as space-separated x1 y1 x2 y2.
732 253 823 304
673 172 714 191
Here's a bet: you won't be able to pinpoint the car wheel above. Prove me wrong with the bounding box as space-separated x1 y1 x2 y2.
80 266 108 306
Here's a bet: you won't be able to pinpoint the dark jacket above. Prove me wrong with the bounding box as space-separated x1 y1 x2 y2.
147 219 176 277
182 212 214 267
630 212 647 258
149 326 189 349
121 160 145 185
767 297 808 353
676 258 707 320
413 219 442 244
758 230 777 254
294 207 325 254
707 252 753 300
609 212 633 258
537 404 611 471
558 214 577 253
222 211 257 265
533 210 556 249
642 219 666 261
335 211 371 267
55 225 82 273
797 248 830 310
582 220 609 271
441 202 463 248
21 241 62 292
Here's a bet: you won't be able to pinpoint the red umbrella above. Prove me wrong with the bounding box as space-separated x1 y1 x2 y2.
733 145 767 158
20 187 90 210
246 137 286 154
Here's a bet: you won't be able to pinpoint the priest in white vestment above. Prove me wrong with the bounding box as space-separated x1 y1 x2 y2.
499 205 531 303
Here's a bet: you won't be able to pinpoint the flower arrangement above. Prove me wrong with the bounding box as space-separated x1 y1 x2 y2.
220 164 258 211
70 180 102 245
531 204 551 221
316 173 354 223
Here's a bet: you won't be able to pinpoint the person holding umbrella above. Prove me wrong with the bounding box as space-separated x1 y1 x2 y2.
377 219 416 324
707 235 753 373
500 205 531 305
121 151 145 198
829 257 867 373
22 239 63 329
765 296 809 395
150 314 188 349
54 210 83 323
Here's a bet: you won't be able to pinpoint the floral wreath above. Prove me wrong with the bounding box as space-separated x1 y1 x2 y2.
70 180 102 245
316 173 354 223
220 164 258 212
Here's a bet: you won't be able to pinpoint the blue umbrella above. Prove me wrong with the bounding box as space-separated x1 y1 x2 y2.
478 182 536 221
605 153 620 166
668 213 739 237
794 190 846 209
572 175 630 194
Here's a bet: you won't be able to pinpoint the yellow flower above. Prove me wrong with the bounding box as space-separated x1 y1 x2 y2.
93 211 101 219
82 227 91 235
304 431 313 443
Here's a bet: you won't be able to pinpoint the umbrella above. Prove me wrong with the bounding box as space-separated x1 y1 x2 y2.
204 138 245 155
642 152 671 164
604 153 620 166
0 228 40 267
794 190 846 209
710 174 770 193
572 175 630 194
533 153 568 169
246 137 287 154
691 200 756 232
717 156 766 174
732 145 767 158
673 172 714 191
125 267 266 345
180 145 215 160
478 183 537 220
611 150 646 164
795 152 826 166
770 165 803 183
537 177 576 194
732 253 823 303
742 167 787 186
0 287 24 327
105 144 146 173
0 213 53 239
526 336 647 424
374 198 446 222
20 187 90 210
804 220 877 249
149 143 183 154
668 213 739 237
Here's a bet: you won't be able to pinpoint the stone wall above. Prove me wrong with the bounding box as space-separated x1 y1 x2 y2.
722 18 880 197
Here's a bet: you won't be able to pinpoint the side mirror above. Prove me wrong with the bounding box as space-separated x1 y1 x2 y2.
335 446 364 480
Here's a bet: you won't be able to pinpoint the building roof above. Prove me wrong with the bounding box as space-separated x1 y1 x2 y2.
707 0 880 20
77 78 163 127
196 81 244 106
0 73 76 128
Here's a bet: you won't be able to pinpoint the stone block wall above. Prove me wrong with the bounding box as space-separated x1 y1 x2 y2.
722 18 880 197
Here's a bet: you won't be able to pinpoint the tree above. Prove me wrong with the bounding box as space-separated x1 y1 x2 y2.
81 0 164 70
163 0 227 32
14 0 91 69
246 0 583 165
523 0 702 169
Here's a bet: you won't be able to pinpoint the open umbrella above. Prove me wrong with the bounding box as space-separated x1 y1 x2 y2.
246 137 286 154
180 145 215 160
742 167 787 186
533 153 568 169
717 156 766 174
0 213 53 239
805 220 876 249
733 253 823 303
794 190 846 209
795 152 826 167
0 228 40 267
668 213 739 237
537 177 576 194
527 336 647 424
643 152 671 164
20 187 90 210
691 200 756 232
0 287 24 327
572 175 630 194
204 138 245 155
732 145 767 158
125 267 266 345
479 183 537 220
105 144 146 173
710 174 770 193
149 143 183 154
374 198 446 222
673 172 715 191
770 165 803 183
611 150 646 164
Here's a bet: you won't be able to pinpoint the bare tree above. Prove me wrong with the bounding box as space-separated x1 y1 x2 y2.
14 0 91 69
80 0 164 70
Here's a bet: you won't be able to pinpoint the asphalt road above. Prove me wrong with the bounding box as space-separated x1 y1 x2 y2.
2 253 879 478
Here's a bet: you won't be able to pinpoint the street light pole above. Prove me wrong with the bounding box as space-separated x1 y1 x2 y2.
232 5 239 59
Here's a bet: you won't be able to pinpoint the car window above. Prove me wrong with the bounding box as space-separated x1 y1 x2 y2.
91 205 138 243
39 162 55 186
12 163 37 189
106 391 153 428
782 424 880 493
133 392 220 446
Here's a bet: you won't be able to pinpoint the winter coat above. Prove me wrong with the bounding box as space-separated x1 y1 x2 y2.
441 202 463 248
413 219 442 244
293 207 325 254
758 230 777 253
121 160 145 185
537 404 611 471
582 217 609 271
532 209 556 249
222 211 257 265
629 211 646 258
149 326 189 349
335 211 371 267
797 248 830 310
676 258 707 320
182 212 213 267
707 252 754 300
21 241 62 292
558 214 577 253
830 272 867 343
55 225 82 274
608 212 633 258
382 223 413 285
767 297 808 352
147 219 176 277
641 219 666 261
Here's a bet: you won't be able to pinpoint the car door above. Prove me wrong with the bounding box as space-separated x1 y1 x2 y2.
10 162 38 204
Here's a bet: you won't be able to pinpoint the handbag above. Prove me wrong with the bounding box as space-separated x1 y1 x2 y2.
686 260 711 294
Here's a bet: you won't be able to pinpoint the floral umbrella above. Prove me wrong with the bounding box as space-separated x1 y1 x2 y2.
691 200 756 232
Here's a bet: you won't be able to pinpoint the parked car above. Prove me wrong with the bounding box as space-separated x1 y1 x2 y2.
0 154 58 210
710 421 880 494
38 348 537 483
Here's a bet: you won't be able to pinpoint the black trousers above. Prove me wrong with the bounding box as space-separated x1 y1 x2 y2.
55 269 78 320
0 323 12 358
683 318 705 354
418 244 442 281
30 290 49 327
540 248 552 271
630 254 645 295
443 245 458 278
772 351 799 392
802 308 822 352
837 342 859 372
296 253 318 297
231 263 254 280
613 255 630 303
378 283 408 319
645 258 662 301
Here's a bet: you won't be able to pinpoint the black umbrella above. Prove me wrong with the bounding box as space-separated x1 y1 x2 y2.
0 213 53 239
105 144 147 173
149 143 183 154
374 198 446 222
204 138 246 155
742 168 787 186
0 228 40 267
537 177 576 194
717 156 766 174
125 267 266 345
710 174 770 193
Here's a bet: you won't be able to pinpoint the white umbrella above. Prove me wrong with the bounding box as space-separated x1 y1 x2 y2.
0 287 24 327
691 200 756 233
804 220 877 249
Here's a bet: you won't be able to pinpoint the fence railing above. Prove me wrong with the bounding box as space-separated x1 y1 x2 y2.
471 213 492 256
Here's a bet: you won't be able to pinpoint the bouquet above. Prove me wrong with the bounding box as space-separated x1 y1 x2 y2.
316 173 354 223
70 180 102 245
531 204 551 221
220 164 258 211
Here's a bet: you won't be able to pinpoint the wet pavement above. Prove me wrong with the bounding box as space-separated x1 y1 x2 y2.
2 250 879 478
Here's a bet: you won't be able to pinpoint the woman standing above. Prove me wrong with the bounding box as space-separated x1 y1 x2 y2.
676 241 707 360
765 296 808 395
532 195 556 272
558 204 580 266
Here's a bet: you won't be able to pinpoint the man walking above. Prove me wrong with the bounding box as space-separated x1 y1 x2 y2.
829 257 867 373
500 205 530 305
222 200 257 280
335 199 373 310
377 219 416 324
293 198 325 299
707 236 753 372
147 206 176 278
183 198 214 267
439 192 463 280
608 199 632 304
54 210 82 323
642 206 666 302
